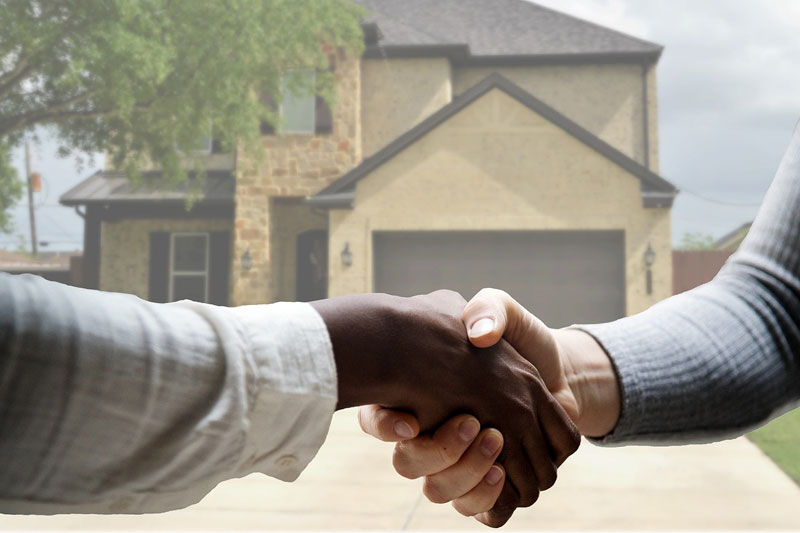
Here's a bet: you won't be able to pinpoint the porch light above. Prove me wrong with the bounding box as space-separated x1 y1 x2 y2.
341 243 353 267
644 243 656 267
241 249 253 270
644 243 655 295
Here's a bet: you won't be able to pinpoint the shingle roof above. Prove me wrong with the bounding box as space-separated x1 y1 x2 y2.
355 0 662 61
310 73 677 209
60 170 235 206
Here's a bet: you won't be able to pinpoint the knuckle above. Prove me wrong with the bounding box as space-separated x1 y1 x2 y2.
435 440 461 467
517 489 540 508
538 464 558 491
451 500 476 517
423 478 450 504
392 446 420 479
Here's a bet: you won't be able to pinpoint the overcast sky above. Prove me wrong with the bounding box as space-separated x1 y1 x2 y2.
5 0 800 251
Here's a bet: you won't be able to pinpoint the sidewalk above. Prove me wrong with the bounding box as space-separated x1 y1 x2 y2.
3 408 800 530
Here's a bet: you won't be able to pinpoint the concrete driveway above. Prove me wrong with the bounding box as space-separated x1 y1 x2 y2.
3 408 800 530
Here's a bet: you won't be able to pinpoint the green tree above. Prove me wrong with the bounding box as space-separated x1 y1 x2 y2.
677 231 717 251
0 0 364 228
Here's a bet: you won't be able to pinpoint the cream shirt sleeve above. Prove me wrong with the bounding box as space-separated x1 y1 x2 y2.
0 272 337 514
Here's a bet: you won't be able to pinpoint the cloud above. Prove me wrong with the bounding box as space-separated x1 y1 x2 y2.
532 0 800 240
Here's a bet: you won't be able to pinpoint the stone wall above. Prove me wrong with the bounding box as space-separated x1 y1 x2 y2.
232 49 361 305
100 217 233 299
327 88 672 315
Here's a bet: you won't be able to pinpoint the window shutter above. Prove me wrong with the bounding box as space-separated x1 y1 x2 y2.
208 231 231 306
148 232 170 303
315 95 333 135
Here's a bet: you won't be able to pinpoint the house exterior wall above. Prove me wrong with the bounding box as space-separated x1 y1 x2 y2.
360 58 452 157
452 63 656 169
99 217 233 299
232 50 361 305
327 89 671 315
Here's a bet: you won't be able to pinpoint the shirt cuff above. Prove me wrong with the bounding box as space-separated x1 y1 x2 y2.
569 321 647 446
230 302 337 481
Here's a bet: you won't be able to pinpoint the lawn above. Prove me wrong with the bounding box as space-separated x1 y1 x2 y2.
748 408 800 485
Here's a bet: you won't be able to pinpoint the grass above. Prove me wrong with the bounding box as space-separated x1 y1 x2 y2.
748 408 800 485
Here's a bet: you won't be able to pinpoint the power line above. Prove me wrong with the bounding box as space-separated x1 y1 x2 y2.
673 183 764 207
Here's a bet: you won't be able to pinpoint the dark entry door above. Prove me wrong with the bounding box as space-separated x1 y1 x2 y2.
373 230 625 328
296 229 328 301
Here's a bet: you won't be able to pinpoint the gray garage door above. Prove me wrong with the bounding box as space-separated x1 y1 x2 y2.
373 230 625 328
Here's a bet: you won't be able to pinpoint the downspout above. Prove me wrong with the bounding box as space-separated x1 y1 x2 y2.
641 62 651 170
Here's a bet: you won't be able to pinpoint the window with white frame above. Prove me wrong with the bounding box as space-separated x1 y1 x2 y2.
280 70 316 133
169 233 209 302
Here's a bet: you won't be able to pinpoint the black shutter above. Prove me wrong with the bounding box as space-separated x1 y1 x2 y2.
208 231 231 306
315 95 332 135
148 232 170 303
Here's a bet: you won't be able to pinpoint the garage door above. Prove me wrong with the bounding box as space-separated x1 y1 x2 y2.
373 230 625 328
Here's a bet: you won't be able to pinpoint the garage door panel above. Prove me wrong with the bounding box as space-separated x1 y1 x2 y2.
373 231 625 328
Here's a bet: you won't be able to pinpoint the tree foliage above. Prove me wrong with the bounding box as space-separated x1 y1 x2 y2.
0 0 364 227
677 231 717 251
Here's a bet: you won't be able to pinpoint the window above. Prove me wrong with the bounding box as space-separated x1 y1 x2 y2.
280 70 316 133
169 233 209 302
178 123 213 154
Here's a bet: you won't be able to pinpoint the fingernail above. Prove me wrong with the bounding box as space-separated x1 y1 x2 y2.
484 466 503 486
458 418 480 442
481 434 502 457
470 318 495 337
394 420 414 439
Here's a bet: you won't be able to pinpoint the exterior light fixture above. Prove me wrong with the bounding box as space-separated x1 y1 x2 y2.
341 242 353 267
644 243 655 295
241 249 253 271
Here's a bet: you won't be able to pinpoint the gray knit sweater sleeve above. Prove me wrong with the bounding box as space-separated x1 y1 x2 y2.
579 121 800 445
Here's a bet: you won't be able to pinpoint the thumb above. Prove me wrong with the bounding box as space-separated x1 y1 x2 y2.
463 288 511 348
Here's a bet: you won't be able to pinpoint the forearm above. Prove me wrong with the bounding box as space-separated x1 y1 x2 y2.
571 121 800 444
0 274 336 513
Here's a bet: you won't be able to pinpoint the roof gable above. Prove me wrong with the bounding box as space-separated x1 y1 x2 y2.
311 73 677 209
356 0 662 63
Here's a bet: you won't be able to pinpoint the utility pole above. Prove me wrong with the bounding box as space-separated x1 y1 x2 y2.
24 140 38 256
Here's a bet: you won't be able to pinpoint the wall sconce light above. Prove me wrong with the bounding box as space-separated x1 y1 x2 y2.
241 249 253 271
644 243 655 295
341 242 353 267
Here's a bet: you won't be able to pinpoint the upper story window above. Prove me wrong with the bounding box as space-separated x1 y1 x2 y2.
281 70 316 133
178 123 217 154
169 233 209 302
260 71 333 136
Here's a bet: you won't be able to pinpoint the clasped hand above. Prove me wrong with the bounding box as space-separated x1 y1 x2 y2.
313 289 581 528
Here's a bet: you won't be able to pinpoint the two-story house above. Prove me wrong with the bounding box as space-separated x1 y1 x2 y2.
61 0 677 327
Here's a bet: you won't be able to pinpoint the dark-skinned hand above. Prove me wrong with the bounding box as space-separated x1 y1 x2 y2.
310 290 580 526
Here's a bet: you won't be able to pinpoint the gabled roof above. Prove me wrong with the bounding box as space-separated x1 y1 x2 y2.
60 170 235 206
356 0 662 64
310 73 677 209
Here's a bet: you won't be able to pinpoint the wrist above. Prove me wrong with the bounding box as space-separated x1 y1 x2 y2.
310 293 403 410
552 328 621 438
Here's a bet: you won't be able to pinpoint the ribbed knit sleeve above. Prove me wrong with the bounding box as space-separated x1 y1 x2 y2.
579 121 800 444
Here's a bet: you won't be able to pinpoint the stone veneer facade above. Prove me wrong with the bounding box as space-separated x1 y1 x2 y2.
232 49 362 305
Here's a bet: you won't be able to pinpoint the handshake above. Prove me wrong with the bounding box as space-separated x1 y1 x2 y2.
311 289 621 528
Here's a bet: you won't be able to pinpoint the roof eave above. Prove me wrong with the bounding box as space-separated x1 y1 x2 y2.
642 190 678 209
306 192 355 209
363 44 662 65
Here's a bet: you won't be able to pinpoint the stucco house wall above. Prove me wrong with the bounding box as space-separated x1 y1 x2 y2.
361 57 452 157
99 218 233 299
327 88 671 314
453 63 658 170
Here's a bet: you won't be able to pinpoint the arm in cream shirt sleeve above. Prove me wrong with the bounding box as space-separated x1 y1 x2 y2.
0 272 337 514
